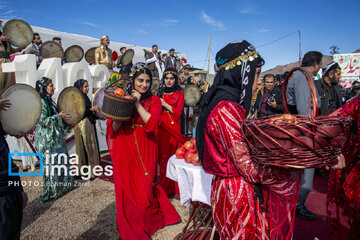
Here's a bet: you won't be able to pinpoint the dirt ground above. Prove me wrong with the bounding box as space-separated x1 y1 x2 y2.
18 162 190 240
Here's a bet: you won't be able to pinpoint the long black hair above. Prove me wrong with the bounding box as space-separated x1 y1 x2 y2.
126 63 153 101
157 68 182 97
35 77 58 116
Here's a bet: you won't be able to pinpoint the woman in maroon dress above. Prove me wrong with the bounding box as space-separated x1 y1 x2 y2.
195 40 345 239
327 96 360 239
156 68 184 198
106 63 180 240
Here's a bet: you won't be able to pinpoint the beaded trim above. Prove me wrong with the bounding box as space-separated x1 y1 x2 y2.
218 51 259 70
129 66 147 78
163 71 177 76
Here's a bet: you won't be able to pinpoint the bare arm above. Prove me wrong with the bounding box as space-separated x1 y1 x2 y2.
132 90 151 124
160 98 173 113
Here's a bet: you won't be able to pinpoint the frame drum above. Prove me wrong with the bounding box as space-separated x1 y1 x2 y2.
151 77 160 95
57 87 86 125
40 41 64 59
92 87 107 120
64 45 84 62
85 47 97 64
0 84 41 136
184 85 201 106
121 49 134 66
3 19 33 47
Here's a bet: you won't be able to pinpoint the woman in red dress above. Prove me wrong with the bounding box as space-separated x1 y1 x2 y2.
156 68 184 198
106 63 180 240
327 96 360 239
196 41 345 239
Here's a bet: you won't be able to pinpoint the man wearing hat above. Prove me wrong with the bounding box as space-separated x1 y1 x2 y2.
179 64 191 89
315 62 343 116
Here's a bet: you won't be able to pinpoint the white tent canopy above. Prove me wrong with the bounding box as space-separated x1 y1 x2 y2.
28 25 187 69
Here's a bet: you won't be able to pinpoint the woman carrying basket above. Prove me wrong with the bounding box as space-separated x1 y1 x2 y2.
106 63 180 240
156 68 184 198
195 41 344 239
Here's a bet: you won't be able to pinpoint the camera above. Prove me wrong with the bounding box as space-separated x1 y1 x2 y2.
268 96 275 102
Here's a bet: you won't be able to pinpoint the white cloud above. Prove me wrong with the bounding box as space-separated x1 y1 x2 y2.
157 18 179 27
239 8 256 14
3 9 13 14
258 28 269 33
134 29 147 34
200 11 225 31
80 21 99 27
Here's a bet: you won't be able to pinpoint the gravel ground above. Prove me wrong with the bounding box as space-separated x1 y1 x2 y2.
18 163 190 240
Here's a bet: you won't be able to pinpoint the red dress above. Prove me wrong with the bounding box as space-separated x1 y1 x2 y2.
157 90 184 197
327 96 360 240
203 100 301 240
106 95 180 240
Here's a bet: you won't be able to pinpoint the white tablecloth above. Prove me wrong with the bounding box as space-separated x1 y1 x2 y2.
166 155 214 206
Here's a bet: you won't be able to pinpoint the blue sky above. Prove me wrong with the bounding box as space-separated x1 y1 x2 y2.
2 0 360 73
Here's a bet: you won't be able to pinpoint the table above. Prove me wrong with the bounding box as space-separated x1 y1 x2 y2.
166 155 219 240
166 155 214 206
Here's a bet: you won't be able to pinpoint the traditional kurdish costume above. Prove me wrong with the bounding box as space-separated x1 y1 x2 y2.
34 77 73 203
73 79 100 179
0 29 23 91
106 63 180 239
196 41 301 239
327 96 360 239
156 68 184 198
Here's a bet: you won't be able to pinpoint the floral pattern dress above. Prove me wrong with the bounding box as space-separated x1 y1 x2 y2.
34 99 73 203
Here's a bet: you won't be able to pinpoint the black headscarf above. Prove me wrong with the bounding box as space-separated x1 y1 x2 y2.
157 68 182 97
126 62 153 101
74 79 97 124
196 40 263 160
35 77 58 116
186 76 194 86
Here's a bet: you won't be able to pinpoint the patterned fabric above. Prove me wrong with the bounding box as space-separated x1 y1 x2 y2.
34 99 73 203
327 96 360 239
205 100 300 239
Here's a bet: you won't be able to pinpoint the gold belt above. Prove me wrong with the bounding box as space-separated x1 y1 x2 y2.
124 123 144 128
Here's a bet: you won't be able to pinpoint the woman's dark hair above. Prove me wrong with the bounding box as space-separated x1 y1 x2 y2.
127 68 153 95
301 51 323 67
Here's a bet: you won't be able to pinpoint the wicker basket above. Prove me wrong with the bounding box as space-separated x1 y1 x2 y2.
242 67 351 168
101 83 136 121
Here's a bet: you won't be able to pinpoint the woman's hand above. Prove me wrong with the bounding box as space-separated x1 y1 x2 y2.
0 99 11 111
0 35 11 42
112 120 122 133
90 106 100 112
59 111 71 121
132 90 141 103
326 154 346 170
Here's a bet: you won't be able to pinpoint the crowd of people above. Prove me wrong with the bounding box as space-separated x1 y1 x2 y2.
0 26 359 240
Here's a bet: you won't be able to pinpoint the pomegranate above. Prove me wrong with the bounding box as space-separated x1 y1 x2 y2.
184 141 194 150
175 147 186 159
185 152 194 163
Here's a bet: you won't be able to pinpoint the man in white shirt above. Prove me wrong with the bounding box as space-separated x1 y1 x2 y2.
145 44 163 78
